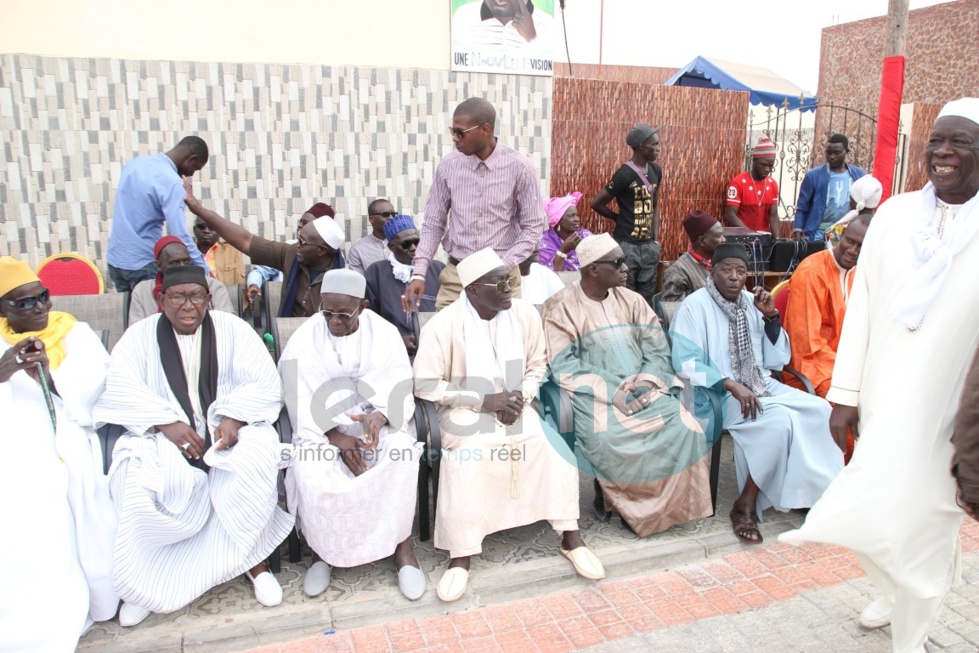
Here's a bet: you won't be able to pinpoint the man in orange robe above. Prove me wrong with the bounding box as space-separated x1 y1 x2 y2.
783 215 870 462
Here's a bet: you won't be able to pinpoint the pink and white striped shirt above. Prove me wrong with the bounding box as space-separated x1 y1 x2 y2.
413 141 544 276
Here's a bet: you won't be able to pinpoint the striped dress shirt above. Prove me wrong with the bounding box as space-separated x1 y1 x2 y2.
413 140 544 277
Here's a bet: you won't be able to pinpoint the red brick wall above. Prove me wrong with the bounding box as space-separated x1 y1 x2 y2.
551 79 749 260
905 102 943 192
817 0 979 117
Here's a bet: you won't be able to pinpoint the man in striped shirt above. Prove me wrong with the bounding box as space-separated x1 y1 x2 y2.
403 97 545 312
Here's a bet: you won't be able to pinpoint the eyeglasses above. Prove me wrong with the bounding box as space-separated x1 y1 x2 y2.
2 288 50 311
476 279 512 293
193 224 214 231
450 124 483 139
297 234 334 251
321 307 362 322
370 211 398 219
394 238 420 249
593 257 627 269
164 292 210 306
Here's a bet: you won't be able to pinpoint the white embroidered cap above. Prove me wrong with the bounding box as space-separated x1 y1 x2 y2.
577 233 618 266
457 248 507 288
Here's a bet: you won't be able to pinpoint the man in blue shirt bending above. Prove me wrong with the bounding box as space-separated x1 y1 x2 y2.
792 134 866 242
106 137 210 291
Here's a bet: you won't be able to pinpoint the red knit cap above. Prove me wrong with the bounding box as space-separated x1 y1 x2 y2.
682 210 718 241
153 235 184 260
305 202 335 218
752 137 777 159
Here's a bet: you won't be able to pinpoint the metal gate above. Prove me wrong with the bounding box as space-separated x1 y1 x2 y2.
744 97 908 222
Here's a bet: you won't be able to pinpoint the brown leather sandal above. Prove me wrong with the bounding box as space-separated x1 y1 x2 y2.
729 507 763 544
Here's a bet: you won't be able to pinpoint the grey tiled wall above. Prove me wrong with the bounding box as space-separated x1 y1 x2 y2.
0 54 553 269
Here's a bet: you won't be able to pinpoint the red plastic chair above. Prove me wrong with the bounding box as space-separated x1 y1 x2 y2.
772 280 791 318
35 253 104 295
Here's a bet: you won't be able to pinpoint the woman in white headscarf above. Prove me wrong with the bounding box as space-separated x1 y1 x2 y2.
824 174 883 249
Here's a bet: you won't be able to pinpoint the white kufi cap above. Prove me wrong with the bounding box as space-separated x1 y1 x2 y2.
577 233 619 266
311 217 345 249
457 248 506 288
937 97 979 127
320 268 366 298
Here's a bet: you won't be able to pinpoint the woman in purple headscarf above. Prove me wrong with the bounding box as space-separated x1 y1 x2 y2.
538 192 594 271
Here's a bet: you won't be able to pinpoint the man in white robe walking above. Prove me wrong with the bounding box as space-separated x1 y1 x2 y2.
670 243 843 543
279 269 426 601
780 98 979 653
413 248 604 603
0 257 118 652
94 265 294 627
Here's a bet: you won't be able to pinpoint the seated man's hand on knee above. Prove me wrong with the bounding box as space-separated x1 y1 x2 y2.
327 429 372 476
214 417 246 451
159 421 206 460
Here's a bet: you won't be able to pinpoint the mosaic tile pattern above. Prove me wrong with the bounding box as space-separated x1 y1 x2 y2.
0 54 552 269
551 79 749 260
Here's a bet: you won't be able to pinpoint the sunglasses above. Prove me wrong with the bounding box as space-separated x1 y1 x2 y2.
297 234 334 251
370 211 398 219
395 238 420 249
593 257 627 269
450 124 483 139
193 224 214 231
321 307 362 322
476 279 512 293
2 288 50 311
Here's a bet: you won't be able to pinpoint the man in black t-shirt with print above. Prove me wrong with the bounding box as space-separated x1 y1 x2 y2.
590 123 662 304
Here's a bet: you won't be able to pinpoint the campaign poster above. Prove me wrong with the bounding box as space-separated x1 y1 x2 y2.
451 0 556 76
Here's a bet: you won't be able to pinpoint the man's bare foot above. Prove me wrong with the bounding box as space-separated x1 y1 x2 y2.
730 501 763 543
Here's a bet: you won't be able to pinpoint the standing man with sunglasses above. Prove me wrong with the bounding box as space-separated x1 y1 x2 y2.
184 183 345 317
348 199 398 275
364 215 443 355
404 97 544 312
591 123 664 305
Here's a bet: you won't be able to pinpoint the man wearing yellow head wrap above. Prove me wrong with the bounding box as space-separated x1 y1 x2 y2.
0 257 119 650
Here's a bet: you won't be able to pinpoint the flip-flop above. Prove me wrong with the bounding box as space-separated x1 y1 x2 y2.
729 508 763 544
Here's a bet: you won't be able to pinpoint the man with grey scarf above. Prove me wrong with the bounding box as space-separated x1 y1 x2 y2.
670 243 843 544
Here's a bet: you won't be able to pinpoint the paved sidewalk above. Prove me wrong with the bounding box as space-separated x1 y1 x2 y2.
238 521 979 653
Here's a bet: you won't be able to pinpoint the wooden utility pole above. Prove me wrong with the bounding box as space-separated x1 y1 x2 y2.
884 0 909 58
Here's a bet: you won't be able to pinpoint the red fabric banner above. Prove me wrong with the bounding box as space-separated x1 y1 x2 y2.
873 55 905 204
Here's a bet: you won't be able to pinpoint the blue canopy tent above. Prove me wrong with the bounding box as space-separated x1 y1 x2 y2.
665 56 817 112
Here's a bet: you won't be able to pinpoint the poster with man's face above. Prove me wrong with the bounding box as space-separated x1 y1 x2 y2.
450 0 556 76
